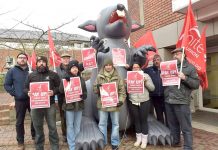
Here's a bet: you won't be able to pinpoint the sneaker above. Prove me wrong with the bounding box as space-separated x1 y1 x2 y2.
172 143 182 147
112 145 118 150
17 143 25 150
63 136 67 142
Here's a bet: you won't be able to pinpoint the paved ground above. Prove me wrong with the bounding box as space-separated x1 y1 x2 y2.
1 122 218 150
1 93 218 150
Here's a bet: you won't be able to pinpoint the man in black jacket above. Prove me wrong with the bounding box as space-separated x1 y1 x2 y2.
164 48 200 150
144 54 167 125
4 53 35 150
25 56 60 150
56 53 71 142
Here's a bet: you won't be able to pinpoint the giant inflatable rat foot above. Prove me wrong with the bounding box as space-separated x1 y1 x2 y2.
75 116 105 150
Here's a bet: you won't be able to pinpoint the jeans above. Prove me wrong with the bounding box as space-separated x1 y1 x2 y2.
165 103 192 150
15 100 35 144
31 104 59 150
129 101 150 134
98 111 120 146
66 110 82 150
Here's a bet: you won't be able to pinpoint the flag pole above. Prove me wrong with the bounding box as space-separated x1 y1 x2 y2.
178 47 185 89
52 51 57 72
27 61 32 73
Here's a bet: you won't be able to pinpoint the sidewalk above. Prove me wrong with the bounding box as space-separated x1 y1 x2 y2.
1 123 218 150
1 92 218 149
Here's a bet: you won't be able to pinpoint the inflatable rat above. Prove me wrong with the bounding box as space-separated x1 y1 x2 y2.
75 4 171 150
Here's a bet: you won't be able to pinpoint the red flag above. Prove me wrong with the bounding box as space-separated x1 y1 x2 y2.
176 0 198 48
176 0 208 89
198 26 208 89
48 27 61 69
134 31 158 68
28 50 36 70
30 50 36 70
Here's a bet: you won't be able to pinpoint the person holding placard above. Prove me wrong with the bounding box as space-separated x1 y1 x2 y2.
164 48 200 149
59 60 87 150
25 56 60 150
128 62 155 149
93 59 126 150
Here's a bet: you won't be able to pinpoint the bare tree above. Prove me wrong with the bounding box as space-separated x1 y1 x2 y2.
0 16 85 72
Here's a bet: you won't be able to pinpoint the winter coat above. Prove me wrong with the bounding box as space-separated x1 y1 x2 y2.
56 64 68 104
144 66 164 97
4 65 29 101
24 69 60 105
93 68 126 112
59 76 87 111
56 64 68 79
128 73 155 104
164 60 200 105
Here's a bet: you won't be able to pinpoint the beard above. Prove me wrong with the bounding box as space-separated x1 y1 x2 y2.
36 65 49 73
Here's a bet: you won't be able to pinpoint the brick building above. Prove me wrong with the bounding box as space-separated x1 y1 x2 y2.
0 29 90 72
127 0 218 113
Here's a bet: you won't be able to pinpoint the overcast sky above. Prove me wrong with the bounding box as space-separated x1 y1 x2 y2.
0 0 127 37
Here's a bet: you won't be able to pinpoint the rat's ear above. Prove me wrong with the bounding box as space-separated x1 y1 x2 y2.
131 20 144 32
78 20 97 32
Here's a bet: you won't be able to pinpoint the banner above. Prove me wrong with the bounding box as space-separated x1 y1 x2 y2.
112 48 126 66
63 77 82 103
30 82 50 109
176 0 208 89
48 27 61 69
134 30 158 68
160 60 180 86
127 71 144 93
100 82 119 108
82 48 97 69
28 50 36 70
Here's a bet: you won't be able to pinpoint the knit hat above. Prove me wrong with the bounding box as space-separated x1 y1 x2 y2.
103 58 113 67
68 60 79 71
36 56 48 64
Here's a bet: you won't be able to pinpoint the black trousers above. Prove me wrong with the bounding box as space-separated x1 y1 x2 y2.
15 100 35 144
58 98 66 137
165 103 193 150
151 96 167 125
129 100 150 135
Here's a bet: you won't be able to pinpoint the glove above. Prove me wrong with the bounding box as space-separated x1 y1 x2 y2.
64 75 71 82
79 63 84 72
117 101 123 107
96 84 102 90
80 94 84 99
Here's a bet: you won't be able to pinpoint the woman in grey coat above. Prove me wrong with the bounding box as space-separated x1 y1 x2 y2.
128 62 155 149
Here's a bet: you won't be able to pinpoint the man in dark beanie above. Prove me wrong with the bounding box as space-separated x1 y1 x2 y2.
24 56 60 150
4 52 35 150
93 58 126 150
